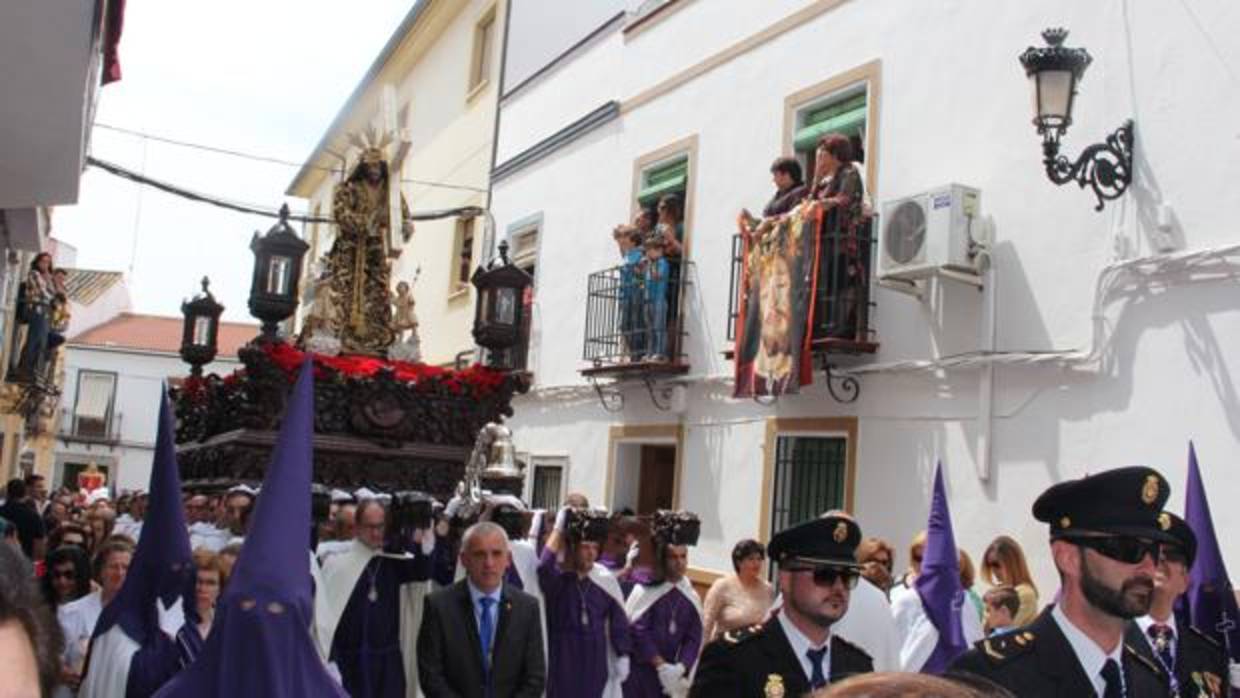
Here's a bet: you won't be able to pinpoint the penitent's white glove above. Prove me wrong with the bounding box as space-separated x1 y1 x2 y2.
554 506 570 533
444 495 465 519
614 656 630 683
1229 660 1240 688
656 662 684 695
419 528 435 556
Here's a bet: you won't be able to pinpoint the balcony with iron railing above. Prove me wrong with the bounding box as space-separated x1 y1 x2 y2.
582 258 690 379
727 215 879 355
57 409 122 445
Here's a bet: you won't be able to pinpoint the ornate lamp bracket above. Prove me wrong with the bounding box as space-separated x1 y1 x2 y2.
1042 120 1134 211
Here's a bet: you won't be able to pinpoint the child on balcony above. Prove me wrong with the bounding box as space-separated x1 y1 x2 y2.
615 229 647 361
642 236 670 362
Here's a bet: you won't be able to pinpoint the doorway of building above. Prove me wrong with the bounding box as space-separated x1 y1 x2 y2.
612 443 676 515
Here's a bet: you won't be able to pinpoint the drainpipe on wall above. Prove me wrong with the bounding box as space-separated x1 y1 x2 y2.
976 259 996 481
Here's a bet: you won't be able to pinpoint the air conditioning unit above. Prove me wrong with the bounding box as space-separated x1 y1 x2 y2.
878 184 981 281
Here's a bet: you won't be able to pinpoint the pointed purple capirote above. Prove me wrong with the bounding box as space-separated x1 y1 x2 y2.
914 463 968 674
92 388 193 643
1180 443 1240 664
87 388 194 695
155 359 346 698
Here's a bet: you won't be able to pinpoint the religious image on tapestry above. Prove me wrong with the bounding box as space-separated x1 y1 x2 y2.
733 201 821 398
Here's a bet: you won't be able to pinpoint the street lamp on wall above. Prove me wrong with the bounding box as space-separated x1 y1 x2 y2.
248 204 309 341
471 239 533 370
180 276 224 377
1019 28 1133 211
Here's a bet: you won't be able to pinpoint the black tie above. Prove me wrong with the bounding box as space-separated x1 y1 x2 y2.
1101 657 1123 698
806 646 828 689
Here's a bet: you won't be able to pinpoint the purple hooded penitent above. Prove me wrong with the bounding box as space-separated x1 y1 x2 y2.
1179 443 1240 669
155 359 346 698
914 463 968 674
85 388 194 697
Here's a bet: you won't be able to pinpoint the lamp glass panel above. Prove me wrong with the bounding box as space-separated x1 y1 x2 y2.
494 287 517 326
267 256 291 295
1036 70 1075 125
192 316 212 346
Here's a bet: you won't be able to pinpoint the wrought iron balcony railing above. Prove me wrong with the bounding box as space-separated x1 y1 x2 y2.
727 216 878 353
582 257 689 375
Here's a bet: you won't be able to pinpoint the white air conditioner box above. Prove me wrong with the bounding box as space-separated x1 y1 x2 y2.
878 184 981 281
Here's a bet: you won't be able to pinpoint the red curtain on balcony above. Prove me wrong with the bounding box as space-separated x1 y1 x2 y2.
101 0 126 85
733 201 822 398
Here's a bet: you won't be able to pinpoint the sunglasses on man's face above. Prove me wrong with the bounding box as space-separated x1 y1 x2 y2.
786 564 860 589
1067 535 1162 565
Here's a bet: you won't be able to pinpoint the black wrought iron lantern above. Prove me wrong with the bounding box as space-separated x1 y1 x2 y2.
180 276 225 376
1019 28 1133 211
248 204 309 340
471 240 533 369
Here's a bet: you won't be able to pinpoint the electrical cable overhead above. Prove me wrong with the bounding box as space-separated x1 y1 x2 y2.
86 156 485 225
93 122 490 193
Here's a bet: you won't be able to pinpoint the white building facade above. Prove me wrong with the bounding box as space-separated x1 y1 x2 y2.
54 320 250 494
489 0 1240 592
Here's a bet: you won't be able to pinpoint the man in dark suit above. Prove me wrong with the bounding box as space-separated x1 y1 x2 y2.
1126 511 1227 697
418 521 546 698
950 467 1176 697
690 515 873 697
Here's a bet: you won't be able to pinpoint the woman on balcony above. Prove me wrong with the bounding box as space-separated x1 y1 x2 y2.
810 133 866 339
13 252 56 381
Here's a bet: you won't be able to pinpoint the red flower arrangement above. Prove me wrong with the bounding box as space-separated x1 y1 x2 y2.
260 342 508 398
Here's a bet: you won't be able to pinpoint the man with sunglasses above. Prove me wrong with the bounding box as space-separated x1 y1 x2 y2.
951 466 1176 697
1125 512 1227 697
690 515 873 697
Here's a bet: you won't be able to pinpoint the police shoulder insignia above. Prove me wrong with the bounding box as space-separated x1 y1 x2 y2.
723 623 764 645
1186 625 1224 650
981 632 1035 663
1124 643 1163 676
763 674 785 698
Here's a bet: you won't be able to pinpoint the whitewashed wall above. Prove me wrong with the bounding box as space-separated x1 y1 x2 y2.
56 347 242 493
492 0 1240 591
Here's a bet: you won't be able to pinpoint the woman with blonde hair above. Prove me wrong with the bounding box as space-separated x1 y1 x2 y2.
981 535 1039 626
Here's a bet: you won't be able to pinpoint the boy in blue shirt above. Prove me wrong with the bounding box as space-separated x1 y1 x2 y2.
642 237 670 361
616 229 646 360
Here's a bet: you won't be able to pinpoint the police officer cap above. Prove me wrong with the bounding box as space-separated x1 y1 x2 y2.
768 515 861 568
1160 511 1197 567
1032 466 1177 543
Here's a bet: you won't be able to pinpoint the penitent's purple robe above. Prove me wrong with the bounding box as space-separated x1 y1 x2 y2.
538 548 631 698
622 587 703 698
331 552 430 698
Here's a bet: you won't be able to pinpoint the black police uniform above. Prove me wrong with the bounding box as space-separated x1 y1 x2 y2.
1125 622 1228 698
949 466 1181 697
689 516 873 697
951 609 1169 697
1124 512 1229 697
690 617 872 697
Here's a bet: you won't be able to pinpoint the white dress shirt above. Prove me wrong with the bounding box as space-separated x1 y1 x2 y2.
1051 603 1126 697
777 609 830 684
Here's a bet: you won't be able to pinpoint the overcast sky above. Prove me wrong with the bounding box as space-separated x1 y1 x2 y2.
54 0 416 322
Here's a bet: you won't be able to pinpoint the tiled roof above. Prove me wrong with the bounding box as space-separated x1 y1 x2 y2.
63 268 125 304
68 313 258 357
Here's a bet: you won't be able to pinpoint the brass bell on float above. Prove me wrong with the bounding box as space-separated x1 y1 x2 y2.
482 423 523 480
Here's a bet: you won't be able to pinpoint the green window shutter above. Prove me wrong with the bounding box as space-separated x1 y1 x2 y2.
793 93 867 152
637 158 688 206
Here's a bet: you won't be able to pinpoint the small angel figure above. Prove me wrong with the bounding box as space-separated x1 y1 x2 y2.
391 280 418 341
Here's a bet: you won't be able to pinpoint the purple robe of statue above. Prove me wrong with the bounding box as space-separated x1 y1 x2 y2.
623 587 703 698
331 550 431 698
538 548 631 698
